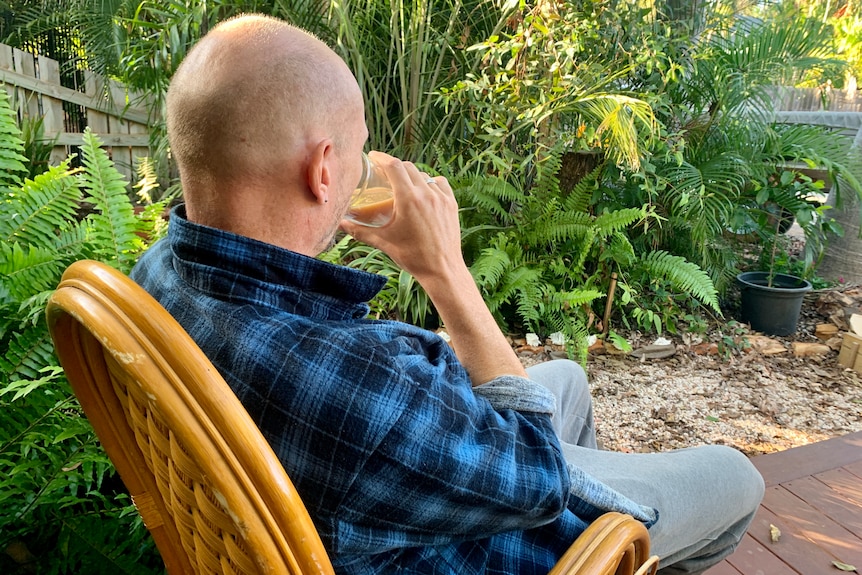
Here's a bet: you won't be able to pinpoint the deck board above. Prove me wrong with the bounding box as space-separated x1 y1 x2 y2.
784 476 862 539
702 432 862 575
724 533 794 575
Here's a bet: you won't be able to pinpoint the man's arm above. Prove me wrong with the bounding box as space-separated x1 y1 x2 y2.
340 152 526 386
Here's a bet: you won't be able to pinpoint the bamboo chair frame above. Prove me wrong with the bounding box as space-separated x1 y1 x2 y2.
46 260 657 575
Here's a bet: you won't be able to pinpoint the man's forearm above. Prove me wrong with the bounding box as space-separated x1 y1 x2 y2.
421 266 528 386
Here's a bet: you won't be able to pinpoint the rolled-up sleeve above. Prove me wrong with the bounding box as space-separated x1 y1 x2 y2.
474 374 556 415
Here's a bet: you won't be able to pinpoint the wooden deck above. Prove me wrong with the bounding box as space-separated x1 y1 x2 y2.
704 431 862 575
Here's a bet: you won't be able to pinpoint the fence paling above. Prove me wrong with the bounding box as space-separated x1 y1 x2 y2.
0 42 153 182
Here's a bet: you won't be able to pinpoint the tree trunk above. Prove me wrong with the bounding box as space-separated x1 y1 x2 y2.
818 127 862 284
818 187 862 284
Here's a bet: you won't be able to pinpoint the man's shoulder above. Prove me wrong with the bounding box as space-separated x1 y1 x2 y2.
130 238 171 285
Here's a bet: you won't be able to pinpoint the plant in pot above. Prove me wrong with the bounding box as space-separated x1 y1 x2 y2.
735 169 840 336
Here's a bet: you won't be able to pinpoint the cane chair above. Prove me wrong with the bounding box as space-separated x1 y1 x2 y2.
46 260 658 575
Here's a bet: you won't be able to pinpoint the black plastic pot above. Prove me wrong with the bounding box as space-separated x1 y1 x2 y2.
736 272 812 336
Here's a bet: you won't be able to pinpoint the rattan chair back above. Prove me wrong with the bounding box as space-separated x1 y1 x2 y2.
46 260 335 575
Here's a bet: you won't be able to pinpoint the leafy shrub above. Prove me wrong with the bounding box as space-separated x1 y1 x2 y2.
455 146 720 359
0 88 165 573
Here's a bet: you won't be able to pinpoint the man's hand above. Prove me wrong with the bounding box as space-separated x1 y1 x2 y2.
340 152 528 385
340 152 463 282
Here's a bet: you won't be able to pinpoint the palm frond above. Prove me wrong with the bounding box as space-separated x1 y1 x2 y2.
566 94 656 171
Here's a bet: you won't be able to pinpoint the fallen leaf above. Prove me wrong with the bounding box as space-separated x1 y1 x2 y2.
769 524 781 543
832 561 857 572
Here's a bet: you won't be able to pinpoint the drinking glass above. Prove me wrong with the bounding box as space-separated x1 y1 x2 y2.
344 153 394 227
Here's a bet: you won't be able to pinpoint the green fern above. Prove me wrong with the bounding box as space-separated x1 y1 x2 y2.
0 324 57 381
78 129 143 270
563 164 602 214
0 242 67 304
593 208 649 239
470 234 520 291
0 162 82 249
0 87 165 571
455 175 521 223
0 86 28 190
524 203 594 245
639 250 721 313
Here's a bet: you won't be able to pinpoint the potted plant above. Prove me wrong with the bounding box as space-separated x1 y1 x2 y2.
735 170 836 336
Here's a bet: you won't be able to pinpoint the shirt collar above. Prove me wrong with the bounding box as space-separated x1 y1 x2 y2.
168 204 388 318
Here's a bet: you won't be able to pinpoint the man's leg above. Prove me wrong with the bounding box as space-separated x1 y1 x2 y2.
526 359 598 449
562 443 763 574
526 360 764 574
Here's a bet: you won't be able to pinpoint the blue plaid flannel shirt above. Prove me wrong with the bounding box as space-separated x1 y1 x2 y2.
131 206 656 574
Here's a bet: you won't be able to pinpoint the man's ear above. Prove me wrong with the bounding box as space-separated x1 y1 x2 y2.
307 138 334 205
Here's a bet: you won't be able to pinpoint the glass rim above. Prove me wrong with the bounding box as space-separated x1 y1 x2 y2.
356 152 372 191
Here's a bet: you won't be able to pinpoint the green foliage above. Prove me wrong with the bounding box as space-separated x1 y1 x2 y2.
439 0 656 173
593 8 862 293
458 146 719 355
0 88 165 573
740 169 844 283
328 0 517 160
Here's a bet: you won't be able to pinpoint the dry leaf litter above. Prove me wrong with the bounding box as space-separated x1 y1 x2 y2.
511 283 862 457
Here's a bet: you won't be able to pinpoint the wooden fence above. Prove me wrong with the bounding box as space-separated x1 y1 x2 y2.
769 84 862 113
0 42 153 183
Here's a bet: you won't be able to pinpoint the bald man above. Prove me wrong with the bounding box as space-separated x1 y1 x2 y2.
132 14 763 575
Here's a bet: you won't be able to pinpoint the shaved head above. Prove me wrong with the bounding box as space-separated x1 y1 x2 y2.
167 14 366 239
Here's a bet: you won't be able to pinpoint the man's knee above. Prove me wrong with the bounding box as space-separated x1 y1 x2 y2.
705 444 764 511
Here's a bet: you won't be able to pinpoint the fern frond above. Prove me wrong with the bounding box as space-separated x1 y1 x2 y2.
524 209 593 245
0 243 65 304
77 129 141 270
0 161 80 247
604 232 636 267
513 273 545 330
0 323 56 382
639 250 721 313
592 207 647 239
490 265 542 316
549 287 604 310
564 164 602 213
457 175 521 223
54 512 158 575
53 224 90 260
133 156 160 204
0 88 28 189
571 227 596 273
531 147 564 201
471 247 513 292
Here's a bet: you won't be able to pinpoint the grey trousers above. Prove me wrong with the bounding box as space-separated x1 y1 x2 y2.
526 360 765 575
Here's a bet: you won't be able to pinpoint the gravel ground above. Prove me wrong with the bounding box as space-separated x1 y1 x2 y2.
514 283 862 457
587 350 862 456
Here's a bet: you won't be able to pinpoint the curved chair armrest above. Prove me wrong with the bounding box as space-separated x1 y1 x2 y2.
548 512 659 575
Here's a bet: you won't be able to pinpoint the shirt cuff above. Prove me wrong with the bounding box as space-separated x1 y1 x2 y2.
474 375 556 415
